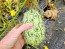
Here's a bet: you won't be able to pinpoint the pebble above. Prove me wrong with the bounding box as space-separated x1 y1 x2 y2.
8 16 12 20
64 28 65 31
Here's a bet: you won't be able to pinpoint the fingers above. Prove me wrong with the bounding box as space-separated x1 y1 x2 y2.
9 23 33 39
0 23 33 49
13 35 25 49
16 23 33 34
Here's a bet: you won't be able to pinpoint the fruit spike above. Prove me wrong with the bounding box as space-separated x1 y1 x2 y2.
22 9 46 48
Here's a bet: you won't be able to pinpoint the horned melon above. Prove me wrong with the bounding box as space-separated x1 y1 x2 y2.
22 9 46 48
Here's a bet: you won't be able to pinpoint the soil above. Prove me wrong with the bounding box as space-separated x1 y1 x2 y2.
39 0 65 49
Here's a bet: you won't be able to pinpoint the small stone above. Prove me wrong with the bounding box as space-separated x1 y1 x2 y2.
64 28 65 31
8 16 12 20
58 21 62 24
55 29 59 31
62 7 65 10
47 41 50 44
59 8 62 10
64 41 65 45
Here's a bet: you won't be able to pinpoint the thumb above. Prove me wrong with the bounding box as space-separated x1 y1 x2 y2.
0 23 33 49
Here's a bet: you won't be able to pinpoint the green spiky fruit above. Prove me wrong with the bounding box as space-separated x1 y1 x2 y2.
22 9 46 48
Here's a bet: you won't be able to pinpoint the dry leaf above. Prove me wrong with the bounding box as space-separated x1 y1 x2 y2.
0 0 5 3
26 0 32 8
26 0 38 9
44 2 59 20
44 9 58 20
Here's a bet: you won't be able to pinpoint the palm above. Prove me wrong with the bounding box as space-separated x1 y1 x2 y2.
12 36 25 49
0 23 32 49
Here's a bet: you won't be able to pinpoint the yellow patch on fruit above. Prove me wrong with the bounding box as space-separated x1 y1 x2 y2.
44 45 49 49
10 10 16 16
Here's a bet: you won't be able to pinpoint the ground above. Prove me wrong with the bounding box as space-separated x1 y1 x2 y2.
39 0 65 49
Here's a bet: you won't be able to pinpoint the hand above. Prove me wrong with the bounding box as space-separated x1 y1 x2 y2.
0 23 33 49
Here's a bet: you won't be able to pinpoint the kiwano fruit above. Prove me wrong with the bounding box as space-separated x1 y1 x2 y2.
22 9 46 48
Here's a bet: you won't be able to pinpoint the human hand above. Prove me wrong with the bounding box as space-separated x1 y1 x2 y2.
0 23 33 49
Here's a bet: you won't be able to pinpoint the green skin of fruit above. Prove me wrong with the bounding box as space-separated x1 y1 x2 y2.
22 9 46 48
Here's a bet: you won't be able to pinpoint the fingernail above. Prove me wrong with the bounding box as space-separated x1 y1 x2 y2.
26 23 33 27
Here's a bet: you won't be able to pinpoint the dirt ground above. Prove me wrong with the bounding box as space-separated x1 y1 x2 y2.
39 0 65 49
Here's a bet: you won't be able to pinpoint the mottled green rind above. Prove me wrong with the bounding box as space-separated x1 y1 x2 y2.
22 9 46 48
